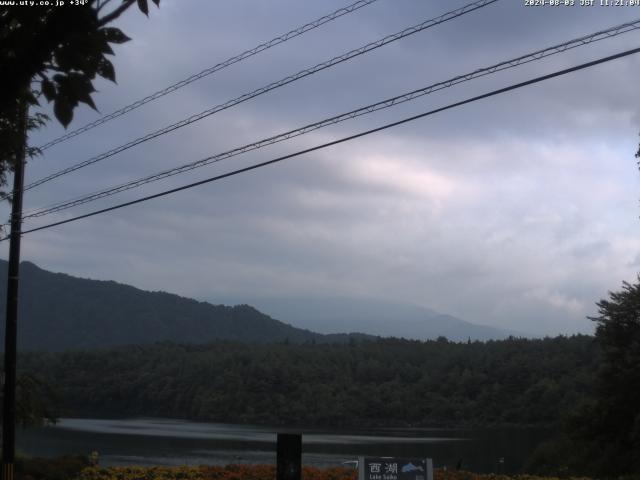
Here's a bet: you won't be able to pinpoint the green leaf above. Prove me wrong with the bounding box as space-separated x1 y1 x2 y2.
76 84 98 111
55 72 97 113
137 0 149 16
55 40 102 78
41 78 56 102
54 44 82 71
97 58 116 83
82 97 97 111
53 98 73 128
24 91 39 106
93 36 115 55
102 27 131 45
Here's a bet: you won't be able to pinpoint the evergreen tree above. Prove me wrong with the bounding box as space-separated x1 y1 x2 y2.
585 278 640 475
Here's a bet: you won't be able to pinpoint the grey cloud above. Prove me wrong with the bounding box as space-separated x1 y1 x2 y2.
4 0 640 337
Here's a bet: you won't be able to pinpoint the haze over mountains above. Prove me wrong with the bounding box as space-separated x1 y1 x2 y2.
0 260 519 351
223 296 524 341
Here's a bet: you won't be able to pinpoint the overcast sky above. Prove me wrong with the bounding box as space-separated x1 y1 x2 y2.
4 0 640 336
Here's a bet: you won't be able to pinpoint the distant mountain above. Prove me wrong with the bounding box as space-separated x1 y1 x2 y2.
227 296 524 341
0 260 520 352
0 260 364 352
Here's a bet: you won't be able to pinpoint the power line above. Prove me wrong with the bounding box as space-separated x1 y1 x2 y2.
9 45 640 241
20 18 640 221
20 0 499 195
36 0 382 151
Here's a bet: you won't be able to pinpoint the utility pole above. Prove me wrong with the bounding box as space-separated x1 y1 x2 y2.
2 101 27 480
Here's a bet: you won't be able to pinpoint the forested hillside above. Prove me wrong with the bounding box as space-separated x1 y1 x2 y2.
0 261 521 351
0 261 361 350
20 335 597 428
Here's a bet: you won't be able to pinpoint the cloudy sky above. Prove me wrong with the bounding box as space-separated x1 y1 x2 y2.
3 0 640 336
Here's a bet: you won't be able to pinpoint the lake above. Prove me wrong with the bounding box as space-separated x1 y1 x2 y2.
17 418 552 474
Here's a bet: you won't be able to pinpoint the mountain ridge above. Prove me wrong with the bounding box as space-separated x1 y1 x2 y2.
0 260 340 351
222 295 524 341
1 260 519 351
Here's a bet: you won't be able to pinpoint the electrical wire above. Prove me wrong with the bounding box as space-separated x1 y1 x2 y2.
20 18 640 221
20 0 499 196
7 45 639 241
36 0 382 151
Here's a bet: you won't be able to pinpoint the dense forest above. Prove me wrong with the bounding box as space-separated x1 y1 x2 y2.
19 335 597 428
10 273 639 477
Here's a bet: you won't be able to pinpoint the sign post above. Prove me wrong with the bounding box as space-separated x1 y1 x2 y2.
358 457 433 480
277 433 301 480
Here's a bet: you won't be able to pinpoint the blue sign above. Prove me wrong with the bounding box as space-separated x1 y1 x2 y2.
358 457 433 480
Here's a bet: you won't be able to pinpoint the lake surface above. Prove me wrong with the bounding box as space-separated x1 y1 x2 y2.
17 418 553 474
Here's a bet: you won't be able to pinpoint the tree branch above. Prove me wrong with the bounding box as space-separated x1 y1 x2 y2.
96 0 116 14
98 0 136 27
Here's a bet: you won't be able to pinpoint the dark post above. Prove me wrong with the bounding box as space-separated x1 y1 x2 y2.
277 433 301 480
2 102 27 480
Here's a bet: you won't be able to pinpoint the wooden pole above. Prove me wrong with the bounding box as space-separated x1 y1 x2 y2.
2 100 27 480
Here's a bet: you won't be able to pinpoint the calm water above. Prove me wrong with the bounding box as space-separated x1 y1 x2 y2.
17 418 553 474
